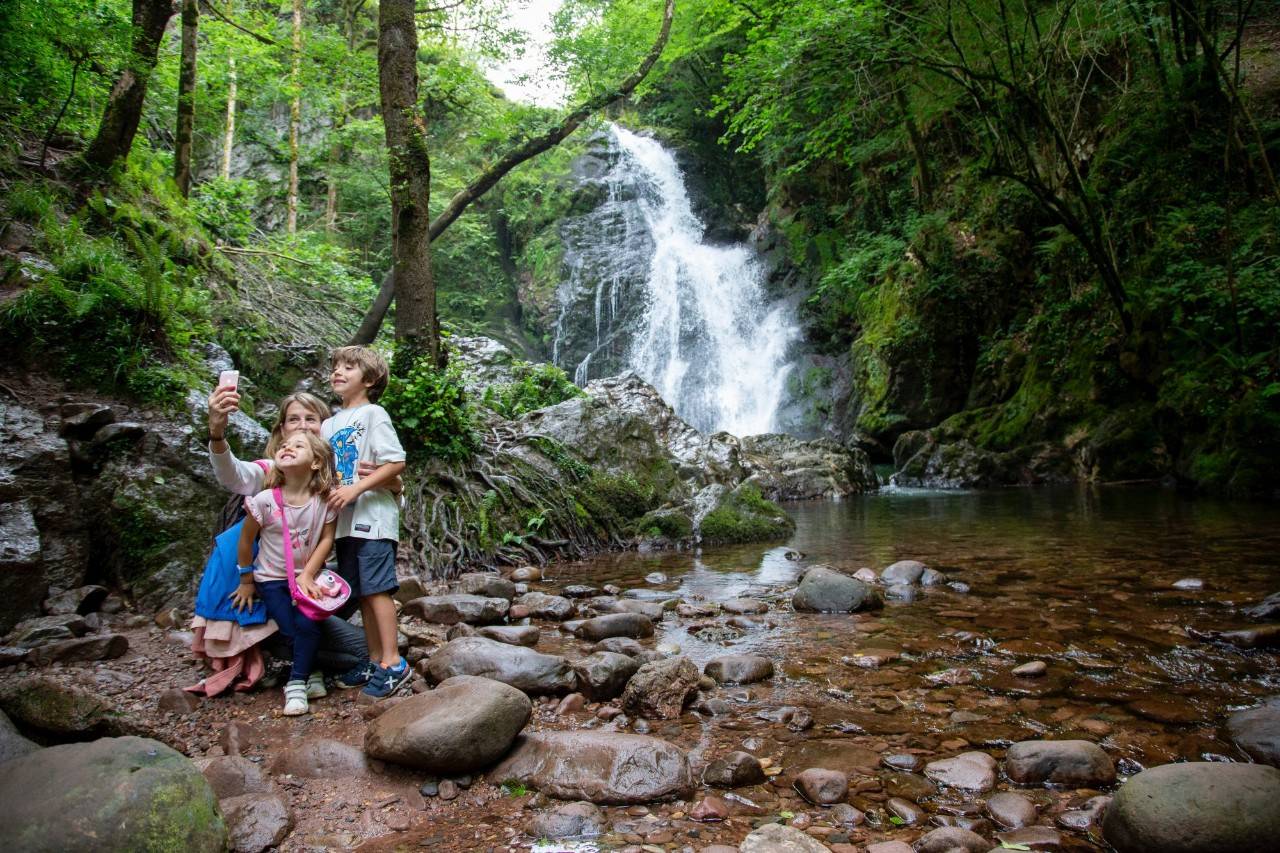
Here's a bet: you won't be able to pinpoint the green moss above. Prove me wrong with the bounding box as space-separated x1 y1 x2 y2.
635 508 693 540
699 484 795 545
137 773 226 853
588 472 663 520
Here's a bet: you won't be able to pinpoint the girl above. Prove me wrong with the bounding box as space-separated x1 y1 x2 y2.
231 431 338 716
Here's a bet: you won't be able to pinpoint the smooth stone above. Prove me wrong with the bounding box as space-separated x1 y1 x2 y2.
881 559 927 585
489 731 692 804
1103 762 1280 853
882 753 922 772
914 827 990 853
739 822 830 852
884 583 917 602
561 584 599 599
198 755 275 799
865 844 915 853
509 567 541 582
222 793 293 853
614 600 665 621
269 738 368 778
1005 740 1115 788
1226 699 1280 767
793 566 879 613
644 573 668 584
592 637 645 657
690 795 730 821
424 637 577 695
364 675 531 773
525 801 606 839
554 693 586 715
451 572 517 600
886 796 926 824
1171 578 1204 590
157 687 200 714
721 598 768 615
830 802 865 826
794 767 848 805
985 791 1037 829
476 625 540 646
0 737 226 851
402 594 508 625
702 751 766 788
621 656 700 720
574 613 655 641
1056 795 1109 832
573 652 642 701
704 655 774 685
920 568 946 586
513 592 574 621
924 751 998 792
1012 660 1048 677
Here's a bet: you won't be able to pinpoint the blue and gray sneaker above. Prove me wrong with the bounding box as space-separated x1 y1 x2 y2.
362 658 412 699
335 660 376 689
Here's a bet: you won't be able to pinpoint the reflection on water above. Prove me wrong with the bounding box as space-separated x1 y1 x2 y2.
552 486 1280 769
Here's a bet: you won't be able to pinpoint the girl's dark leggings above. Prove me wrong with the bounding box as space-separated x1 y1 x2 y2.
258 582 369 676
257 580 321 682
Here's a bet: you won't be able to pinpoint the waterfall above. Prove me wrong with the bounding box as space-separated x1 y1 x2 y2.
553 124 800 436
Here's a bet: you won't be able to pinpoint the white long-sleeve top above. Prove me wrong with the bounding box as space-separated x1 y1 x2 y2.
208 442 271 496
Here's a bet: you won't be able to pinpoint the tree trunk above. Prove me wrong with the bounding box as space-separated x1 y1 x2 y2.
353 0 677 345
378 0 439 364
81 0 177 175
286 0 302 234
325 112 343 232
174 0 199 195
220 0 236 180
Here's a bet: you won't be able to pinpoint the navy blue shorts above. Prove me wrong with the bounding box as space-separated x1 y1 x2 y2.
335 537 398 598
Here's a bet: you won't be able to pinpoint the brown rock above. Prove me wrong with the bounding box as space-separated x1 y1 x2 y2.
157 688 199 715
198 755 276 799
1004 740 1115 788
489 731 692 804
222 793 293 853
690 796 729 821
986 790 1037 829
270 738 368 779
794 767 848 804
621 656 700 720
218 721 261 756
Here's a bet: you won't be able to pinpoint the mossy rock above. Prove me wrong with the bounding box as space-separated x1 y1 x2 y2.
699 485 795 545
0 736 227 852
0 675 144 740
635 508 693 541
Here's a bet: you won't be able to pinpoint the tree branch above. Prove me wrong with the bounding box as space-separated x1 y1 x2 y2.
199 0 282 46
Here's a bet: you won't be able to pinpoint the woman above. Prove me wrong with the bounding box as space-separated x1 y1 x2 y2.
205 386 383 686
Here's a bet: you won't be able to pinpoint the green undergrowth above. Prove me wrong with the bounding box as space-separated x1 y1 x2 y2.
699 484 795 545
382 351 480 463
481 360 584 419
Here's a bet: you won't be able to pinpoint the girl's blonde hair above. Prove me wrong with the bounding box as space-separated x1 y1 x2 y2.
264 432 336 497
265 392 330 457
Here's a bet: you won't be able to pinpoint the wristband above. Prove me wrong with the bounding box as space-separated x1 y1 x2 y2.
237 565 255 577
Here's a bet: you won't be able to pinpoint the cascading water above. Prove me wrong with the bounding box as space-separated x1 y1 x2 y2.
552 124 800 436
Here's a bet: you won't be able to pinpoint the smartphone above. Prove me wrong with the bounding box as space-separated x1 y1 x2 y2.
218 369 239 390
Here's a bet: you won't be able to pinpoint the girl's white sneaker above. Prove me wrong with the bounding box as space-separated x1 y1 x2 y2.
305 671 327 699
283 680 309 716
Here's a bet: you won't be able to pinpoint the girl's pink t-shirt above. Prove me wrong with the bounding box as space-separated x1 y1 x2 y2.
244 491 337 582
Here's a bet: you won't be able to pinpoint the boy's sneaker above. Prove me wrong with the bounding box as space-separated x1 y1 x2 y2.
305 671 327 699
283 680 309 716
361 659 412 699
335 660 375 689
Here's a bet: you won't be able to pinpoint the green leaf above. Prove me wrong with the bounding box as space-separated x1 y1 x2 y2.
999 843 1032 851
888 815 905 826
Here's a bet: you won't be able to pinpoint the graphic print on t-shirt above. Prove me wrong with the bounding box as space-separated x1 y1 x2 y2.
329 424 364 485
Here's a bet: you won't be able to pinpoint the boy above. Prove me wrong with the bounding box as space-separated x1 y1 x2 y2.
322 345 409 698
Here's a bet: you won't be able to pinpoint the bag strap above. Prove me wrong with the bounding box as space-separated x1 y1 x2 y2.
272 487 300 598
254 459 271 474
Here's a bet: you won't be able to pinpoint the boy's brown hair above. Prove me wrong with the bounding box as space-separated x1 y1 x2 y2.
264 432 336 496
330 345 390 401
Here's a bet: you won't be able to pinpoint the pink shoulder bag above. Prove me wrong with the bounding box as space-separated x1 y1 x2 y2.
272 487 350 621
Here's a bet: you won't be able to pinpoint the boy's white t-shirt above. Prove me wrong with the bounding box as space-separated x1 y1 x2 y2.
321 403 405 541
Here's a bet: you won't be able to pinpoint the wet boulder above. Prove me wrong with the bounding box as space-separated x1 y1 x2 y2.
881 559 927 585
702 751 765 788
573 652 641 701
621 656 700 719
0 736 226 851
425 636 577 695
451 572 517 600
1225 697 1280 768
1102 763 1280 853
739 822 830 852
402 594 508 625
1005 740 1115 787
513 591 574 621
924 751 998 792
476 625 540 647
703 654 774 685
613 599 665 620
573 612 654 641
525 801 606 839
985 791 1037 828
794 767 848 804
490 731 692 804
792 566 880 613
365 674 531 773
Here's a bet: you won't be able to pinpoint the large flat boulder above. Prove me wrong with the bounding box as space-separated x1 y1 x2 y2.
1004 739 1115 787
490 731 692 804
1102 762 1280 853
402 594 508 625
425 636 577 695
365 675 531 772
792 566 880 613
0 736 226 851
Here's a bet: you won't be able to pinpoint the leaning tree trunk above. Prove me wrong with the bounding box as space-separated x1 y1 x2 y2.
286 0 303 234
351 0 676 345
378 0 439 365
81 0 177 174
174 0 198 195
